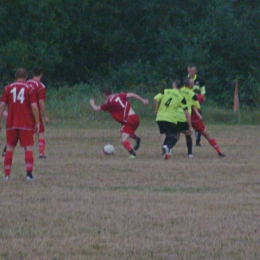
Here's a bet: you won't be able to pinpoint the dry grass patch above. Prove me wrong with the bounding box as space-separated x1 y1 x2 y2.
0 124 260 260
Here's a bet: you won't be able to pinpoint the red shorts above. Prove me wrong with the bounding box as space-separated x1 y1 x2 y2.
191 112 206 133
121 114 140 136
6 129 34 147
192 120 206 133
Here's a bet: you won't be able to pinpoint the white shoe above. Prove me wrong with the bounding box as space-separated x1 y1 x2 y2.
26 176 34 181
162 145 171 160
188 154 194 158
3 176 9 180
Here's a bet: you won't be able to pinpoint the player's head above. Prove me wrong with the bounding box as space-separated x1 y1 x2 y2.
15 68 28 81
172 79 181 89
33 66 43 77
102 87 113 98
187 64 197 78
183 77 192 88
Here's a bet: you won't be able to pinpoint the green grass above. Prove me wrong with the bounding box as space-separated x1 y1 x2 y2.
0 123 260 259
46 86 260 125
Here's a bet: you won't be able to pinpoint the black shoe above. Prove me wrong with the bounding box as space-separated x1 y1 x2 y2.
134 137 141 151
196 143 202 147
218 153 226 157
26 172 34 181
2 146 6 157
39 155 47 159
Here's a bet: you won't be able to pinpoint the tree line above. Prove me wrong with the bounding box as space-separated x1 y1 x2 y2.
0 0 259 107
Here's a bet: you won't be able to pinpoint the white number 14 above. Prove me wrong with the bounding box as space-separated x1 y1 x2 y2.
10 87 25 104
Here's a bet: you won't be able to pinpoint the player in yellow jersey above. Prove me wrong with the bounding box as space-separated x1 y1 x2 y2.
154 80 192 160
176 78 201 158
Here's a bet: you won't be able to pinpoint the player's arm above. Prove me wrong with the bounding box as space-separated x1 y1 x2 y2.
183 108 193 134
0 102 6 132
192 106 202 119
39 99 50 124
126 93 149 105
153 93 163 114
153 99 159 115
31 102 40 134
89 98 101 111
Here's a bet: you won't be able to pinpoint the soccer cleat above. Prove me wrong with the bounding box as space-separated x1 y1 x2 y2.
2 146 6 157
188 154 194 158
129 154 137 159
196 143 202 147
39 154 47 159
218 153 226 157
26 176 34 181
162 145 171 160
134 137 141 151
3 176 10 181
26 172 34 181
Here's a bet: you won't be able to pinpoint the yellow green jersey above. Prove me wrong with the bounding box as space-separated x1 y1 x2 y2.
177 86 200 122
154 89 188 124
188 74 206 95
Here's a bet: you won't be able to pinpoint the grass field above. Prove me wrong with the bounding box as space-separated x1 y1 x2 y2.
0 122 260 260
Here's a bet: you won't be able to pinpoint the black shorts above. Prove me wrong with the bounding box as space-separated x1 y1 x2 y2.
177 122 189 132
157 121 178 136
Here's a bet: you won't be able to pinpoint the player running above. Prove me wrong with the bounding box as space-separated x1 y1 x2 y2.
154 80 192 160
89 87 149 159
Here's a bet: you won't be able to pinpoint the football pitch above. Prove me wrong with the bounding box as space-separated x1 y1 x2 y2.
0 123 259 260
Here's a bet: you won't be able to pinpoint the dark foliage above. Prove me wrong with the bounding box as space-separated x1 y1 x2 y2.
0 0 259 107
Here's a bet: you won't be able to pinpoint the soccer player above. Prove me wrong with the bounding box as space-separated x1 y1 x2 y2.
154 79 192 160
188 64 206 146
89 87 149 159
175 79 201 158
0 68 40 181
27 67 49 158
191 91 225 157
176 78 201 158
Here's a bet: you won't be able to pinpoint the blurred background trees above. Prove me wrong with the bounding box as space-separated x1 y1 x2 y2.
0 0 259 107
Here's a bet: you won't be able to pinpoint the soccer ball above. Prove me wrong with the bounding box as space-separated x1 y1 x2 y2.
103 144 115 155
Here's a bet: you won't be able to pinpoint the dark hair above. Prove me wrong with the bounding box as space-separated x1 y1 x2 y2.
33 66 43 76
15 68 28 79
183 77 191 87
188 64 197 69
102 87 113 95
174 79 181 89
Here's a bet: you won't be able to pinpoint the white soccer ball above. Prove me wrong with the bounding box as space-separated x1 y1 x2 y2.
103 144 115 155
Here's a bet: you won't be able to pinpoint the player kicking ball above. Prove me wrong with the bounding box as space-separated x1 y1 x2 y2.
90 87 149 159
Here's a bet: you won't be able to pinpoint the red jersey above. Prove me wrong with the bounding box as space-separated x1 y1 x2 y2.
26 79 46 104
100 93 131 124
1 81 37 130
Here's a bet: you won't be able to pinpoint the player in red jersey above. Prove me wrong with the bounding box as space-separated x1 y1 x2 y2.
90 87 149 158
27 67 49 158
188 64 206 147
190 81 225 157
0 68 40 180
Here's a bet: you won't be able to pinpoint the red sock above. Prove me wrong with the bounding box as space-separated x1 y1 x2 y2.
39 138 45 156
122 140 133 151
4 151 13 177
209 138 221 154
25 151 34 172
